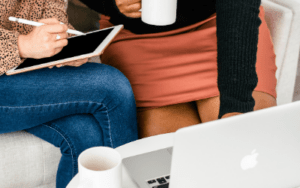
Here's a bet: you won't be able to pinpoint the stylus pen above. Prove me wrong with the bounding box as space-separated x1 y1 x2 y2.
9 17 86 36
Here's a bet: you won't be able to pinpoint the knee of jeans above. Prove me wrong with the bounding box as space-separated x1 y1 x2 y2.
60 127 104 157
50 115 104 156
99 65 135 103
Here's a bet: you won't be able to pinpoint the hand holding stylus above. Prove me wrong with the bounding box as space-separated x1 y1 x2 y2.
15 18 88 68
18 18 69 59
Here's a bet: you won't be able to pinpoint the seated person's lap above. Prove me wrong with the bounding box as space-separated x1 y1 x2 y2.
99 6 277 138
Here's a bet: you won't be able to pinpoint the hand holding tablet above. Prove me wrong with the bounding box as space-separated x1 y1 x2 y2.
50 57 89 69
7 17 123 75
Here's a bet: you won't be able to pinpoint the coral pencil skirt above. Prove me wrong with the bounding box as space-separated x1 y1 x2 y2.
99 6 277 109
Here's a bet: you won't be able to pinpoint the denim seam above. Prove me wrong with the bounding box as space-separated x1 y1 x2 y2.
104 107 113 148
0 101 115 147
0 100 115 151
0 101 107 109
41 123 77 177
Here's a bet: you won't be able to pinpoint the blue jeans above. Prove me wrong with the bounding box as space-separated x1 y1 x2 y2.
0 63 138 188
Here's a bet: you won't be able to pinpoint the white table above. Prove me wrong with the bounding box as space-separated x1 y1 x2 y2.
67 133 174 188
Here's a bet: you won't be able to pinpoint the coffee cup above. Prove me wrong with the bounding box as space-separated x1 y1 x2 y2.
140 0 177 26
77 146 122 188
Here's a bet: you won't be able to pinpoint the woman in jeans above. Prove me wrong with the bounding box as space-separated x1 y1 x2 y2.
0 0 138 187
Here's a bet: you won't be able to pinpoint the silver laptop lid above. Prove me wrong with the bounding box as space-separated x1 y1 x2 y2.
170 101 300 188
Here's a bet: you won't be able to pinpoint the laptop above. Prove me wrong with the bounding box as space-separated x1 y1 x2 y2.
123 100 300 188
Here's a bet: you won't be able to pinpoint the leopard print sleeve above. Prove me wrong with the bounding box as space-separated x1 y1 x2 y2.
0 0 78 76
0 28 23 76
43 0 76 38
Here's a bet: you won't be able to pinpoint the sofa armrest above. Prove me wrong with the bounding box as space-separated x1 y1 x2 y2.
262 0 300 105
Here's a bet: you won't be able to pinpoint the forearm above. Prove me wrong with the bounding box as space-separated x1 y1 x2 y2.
216 0 261 118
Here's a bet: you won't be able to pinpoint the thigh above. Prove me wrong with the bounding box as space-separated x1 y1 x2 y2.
0 63 128 106
137 102 201 138
0 63 133 133
196 91 277 123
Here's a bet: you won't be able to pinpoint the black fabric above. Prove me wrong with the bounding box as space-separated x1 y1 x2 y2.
79 0 261 118
216 0 261 118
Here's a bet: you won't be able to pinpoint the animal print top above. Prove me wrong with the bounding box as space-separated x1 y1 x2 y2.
0 0 75 76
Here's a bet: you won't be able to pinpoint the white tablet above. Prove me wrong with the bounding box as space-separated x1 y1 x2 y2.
6 25 123 75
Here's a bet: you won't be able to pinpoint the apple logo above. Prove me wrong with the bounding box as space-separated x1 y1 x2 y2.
240 149 259 170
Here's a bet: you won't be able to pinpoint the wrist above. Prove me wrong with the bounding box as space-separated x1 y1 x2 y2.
18 34 28 58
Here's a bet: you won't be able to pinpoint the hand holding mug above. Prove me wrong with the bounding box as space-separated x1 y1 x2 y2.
115 0 141 18
115 0 177 26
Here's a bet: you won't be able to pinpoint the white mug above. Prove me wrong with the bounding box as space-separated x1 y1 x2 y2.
140 0 177 26
77 146 122 188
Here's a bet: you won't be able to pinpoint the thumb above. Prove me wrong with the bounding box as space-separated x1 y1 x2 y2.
38 18 60 25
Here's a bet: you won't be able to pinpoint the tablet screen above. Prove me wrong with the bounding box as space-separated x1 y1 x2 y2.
15 28 114 70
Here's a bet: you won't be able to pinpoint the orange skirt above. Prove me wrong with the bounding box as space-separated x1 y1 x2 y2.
99 6 277 109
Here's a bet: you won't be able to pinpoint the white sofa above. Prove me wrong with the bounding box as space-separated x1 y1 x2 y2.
1 0 300 187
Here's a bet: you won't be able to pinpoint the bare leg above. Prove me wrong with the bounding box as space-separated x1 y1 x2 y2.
137 91 276 138
137 102 201 138
196 91 277 123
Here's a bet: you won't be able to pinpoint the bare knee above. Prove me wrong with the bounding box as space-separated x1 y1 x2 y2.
197 92 276 123
253 91 277 111
137 102 201 138
196 96 220 123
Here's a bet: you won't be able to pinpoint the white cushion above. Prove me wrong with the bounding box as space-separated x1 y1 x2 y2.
263 0 300 105
0 131 61 188
262 0 292 79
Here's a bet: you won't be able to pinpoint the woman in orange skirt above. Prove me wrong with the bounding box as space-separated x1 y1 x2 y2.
81 0 277 138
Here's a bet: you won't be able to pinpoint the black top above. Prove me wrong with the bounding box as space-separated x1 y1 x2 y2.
80 0 262 118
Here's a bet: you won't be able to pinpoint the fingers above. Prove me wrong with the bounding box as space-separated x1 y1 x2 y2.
53 38 68 49
38 18 68 33
52 47 64 56
126 11 142 18
53 32 68 40
38 18 60 25
127 0 141 4
126 2 142 12
124 2 142 18
116 0 141 18
116 0 141 7
43 23 68 34
68 58 88 67
49 58 89 69
56 58 89 68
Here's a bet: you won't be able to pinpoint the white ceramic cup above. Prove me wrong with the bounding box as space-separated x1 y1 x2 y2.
140 0 177 26
77 146 122 188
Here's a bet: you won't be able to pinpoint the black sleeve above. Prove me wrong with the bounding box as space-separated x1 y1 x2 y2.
216 0 261 118
78 0 121 17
